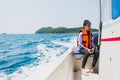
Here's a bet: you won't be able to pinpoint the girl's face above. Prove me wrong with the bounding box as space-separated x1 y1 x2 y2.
85 24 91 31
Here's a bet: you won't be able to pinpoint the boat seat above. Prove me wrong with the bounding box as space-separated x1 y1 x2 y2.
72 50 96 71
72 49 94 60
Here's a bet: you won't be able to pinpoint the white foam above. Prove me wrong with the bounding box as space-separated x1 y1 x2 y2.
0 37 77 80
52 37 76 48
37 44 46 51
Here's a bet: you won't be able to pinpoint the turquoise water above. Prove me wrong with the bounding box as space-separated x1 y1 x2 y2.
0 34 76 80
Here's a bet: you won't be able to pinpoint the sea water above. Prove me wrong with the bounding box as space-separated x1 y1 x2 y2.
0 34 76 80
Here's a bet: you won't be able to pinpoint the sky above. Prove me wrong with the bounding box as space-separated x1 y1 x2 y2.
0 0 100 34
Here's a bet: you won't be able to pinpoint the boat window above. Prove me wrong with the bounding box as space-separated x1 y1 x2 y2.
112 0 120 19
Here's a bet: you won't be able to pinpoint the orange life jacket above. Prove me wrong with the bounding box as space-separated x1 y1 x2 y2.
82 29 92 49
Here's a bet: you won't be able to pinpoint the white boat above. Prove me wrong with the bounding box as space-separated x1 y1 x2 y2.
32 0 120 80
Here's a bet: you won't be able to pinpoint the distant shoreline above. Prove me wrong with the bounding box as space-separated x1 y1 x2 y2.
35 27 98 34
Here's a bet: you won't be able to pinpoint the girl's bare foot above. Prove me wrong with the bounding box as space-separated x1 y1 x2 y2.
81 69 89 76
90 68 94 73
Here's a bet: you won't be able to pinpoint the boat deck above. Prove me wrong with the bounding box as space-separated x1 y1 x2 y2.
74 70 99 80
73 53 99 80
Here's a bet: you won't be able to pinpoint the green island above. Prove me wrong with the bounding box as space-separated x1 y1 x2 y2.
35 27 98 34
